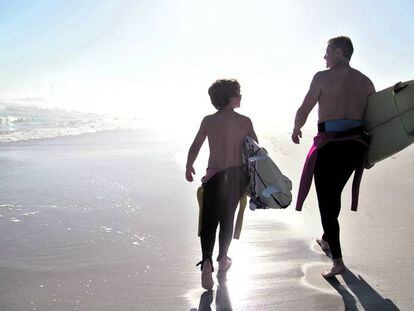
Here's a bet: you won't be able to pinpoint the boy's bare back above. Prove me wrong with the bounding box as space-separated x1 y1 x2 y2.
202 110 256 171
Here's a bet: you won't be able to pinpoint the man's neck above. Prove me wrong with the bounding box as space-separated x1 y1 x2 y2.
331 60 350 70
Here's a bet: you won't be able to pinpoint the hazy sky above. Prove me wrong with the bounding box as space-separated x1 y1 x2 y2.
1 0 413 126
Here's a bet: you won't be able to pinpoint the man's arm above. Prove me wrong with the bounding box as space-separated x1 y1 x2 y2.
292 73 322 144
185 118 207 182
368 78 376 95
362 78 376 120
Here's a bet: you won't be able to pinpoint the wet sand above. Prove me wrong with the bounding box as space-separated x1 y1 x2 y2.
0 126 412 310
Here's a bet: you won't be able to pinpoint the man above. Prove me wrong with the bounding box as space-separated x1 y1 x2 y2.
292 36 375 278
186 79 258 289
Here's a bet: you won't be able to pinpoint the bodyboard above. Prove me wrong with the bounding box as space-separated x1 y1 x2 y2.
244 136 292 210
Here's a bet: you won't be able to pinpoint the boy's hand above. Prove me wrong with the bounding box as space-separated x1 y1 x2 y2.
185 167 195 182
291 129 302 144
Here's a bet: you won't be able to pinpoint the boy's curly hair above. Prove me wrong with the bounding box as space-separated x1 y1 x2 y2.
208 79 240 110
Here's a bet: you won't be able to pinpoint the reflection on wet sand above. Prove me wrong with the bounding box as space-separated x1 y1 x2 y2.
187 215 400 310
197 283 232 311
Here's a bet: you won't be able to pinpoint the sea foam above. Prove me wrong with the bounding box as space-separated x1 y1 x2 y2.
0 104 141 143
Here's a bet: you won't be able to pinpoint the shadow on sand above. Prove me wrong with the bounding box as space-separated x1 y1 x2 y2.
192 266 399 310
326 269 399 311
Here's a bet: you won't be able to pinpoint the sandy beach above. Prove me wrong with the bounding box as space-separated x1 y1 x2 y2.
1 0 413 309
0 126 413 310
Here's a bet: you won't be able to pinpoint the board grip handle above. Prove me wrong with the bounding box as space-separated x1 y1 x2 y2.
394 82 408 93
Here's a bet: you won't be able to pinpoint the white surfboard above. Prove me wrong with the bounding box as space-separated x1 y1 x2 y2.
365 80 414 165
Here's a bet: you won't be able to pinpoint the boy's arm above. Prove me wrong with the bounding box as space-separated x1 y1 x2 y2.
292 72 321 144
185 118 208 182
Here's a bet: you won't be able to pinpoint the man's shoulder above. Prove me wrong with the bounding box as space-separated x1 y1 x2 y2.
350 67 368 77
311 70 330 85
350 68 374 86
317 68 372 83
309 70 329 89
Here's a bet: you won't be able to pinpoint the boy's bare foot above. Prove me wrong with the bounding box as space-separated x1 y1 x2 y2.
218 256 232 273
322 258 346 278
316 237 330 251
201 260 214 290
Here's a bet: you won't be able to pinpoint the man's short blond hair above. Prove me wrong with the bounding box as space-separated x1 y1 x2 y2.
328 36 354 60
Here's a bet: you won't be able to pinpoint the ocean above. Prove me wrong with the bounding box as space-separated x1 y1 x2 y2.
0 103 141 143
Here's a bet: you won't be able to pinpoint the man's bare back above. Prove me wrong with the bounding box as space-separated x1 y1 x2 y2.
316 66 374 122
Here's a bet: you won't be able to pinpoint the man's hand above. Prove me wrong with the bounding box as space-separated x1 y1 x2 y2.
185 166 195 182
291 128 302 144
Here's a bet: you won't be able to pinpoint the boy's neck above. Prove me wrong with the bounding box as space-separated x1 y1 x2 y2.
219 106 235 112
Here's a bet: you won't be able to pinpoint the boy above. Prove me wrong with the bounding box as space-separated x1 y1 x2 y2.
185 79 257 289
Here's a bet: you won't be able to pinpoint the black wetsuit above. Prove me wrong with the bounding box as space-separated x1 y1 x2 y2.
199 166 248 267
314 122 367 259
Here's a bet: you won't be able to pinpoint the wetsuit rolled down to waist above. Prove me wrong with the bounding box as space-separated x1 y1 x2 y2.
197 166 249 269
318 119 364 132
298 119 369 260
296 119 370 212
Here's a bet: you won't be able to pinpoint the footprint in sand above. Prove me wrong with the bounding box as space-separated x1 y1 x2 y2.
310 240 333 258
301 262 337 294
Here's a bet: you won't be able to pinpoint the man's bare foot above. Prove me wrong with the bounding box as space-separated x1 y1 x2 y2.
316 237 330 251
322 258 346 278
201 260 214 290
